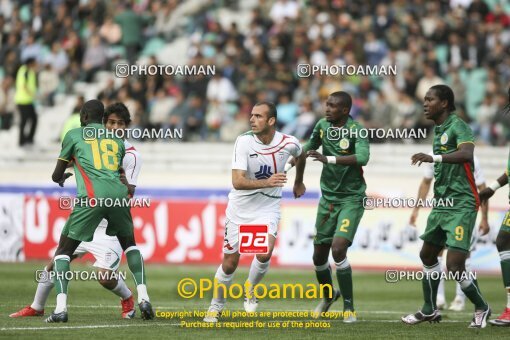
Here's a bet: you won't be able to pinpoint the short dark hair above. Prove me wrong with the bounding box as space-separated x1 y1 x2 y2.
329 91 352 110
81 99 104 123
254 101 277 120
104 102 132 125
25 57 36 66
430 85 456 112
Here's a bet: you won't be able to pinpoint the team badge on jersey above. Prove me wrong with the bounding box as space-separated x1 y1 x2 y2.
255 165 273 179
339 138 350 150
440 133 448 145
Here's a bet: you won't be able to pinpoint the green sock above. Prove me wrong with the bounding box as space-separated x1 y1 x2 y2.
421 263 440 315
336 260 353 311
126 247 146 286
53 255 70 295
501 259 510 288
315 264 334 301
459 280 488 310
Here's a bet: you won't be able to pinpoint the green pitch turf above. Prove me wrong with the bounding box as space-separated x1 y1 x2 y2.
0 262 509 339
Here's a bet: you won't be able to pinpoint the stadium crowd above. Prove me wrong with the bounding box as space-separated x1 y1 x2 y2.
1 0 510 144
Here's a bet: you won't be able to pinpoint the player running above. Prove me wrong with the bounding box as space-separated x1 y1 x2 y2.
402 85 490 328
43 100 153 323
203 102 302 322
293 91 369 323
10 103 143 320
409 153 489 311
479 87 510 326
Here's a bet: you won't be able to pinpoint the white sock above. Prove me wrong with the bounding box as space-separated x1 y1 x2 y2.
455 258 469 300
246 257 270 291
334 258 350 270
54 293 67 313
506 291 510 309
136 284 149 303
111 277 132 300
436 257 445 302
211 265 234 308
31 268 54 311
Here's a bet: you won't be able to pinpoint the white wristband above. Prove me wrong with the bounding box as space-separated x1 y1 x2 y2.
284 163 293 172
327 156 336 164
489 181 501 192
432 155 442 163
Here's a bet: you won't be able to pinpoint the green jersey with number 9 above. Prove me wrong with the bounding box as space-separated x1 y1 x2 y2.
58 123 127 199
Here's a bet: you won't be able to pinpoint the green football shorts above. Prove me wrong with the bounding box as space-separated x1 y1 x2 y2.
313 197 365 245
62 204 134 242
420 209 477 252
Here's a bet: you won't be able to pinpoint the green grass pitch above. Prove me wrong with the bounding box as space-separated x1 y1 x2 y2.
1 261 509 339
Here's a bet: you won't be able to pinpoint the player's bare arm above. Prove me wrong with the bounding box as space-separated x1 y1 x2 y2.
293 151 307 198
411 143 474 166
52 159 73 187
409 177 432 226
477 182 490 235
479 173 508 202
308 150 359 165
232 169 286 190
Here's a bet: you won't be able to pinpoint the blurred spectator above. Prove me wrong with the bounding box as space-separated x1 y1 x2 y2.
206 73 238 103
276 93 298 130
81 35 107 82
115 3 146 64
15 58 38 147
475 94 498 144
60 95 84 142
269 0 299 24
99 16 122 45
38 63 59 106
20 34 42 63
0 76 15 130
415 64 444 100
44 42 69 75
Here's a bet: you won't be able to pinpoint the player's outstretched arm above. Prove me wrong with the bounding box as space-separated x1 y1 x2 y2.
52 159 73 187
232 169 286 190
409 177 432 226
479 173 508 202
412 143 474 166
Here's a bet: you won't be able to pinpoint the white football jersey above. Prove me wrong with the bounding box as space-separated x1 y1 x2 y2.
424 152 485 186
225 131 302 224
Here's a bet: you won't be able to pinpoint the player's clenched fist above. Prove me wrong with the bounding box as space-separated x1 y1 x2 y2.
266 173 287 187
293 182 306 198
478 187 495 202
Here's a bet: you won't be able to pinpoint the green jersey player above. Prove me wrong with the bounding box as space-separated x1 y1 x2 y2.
45 100 154 323
293 91 369 323
402 85 490 328
479 87 510 326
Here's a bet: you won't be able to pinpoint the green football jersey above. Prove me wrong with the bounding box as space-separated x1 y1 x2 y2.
432 114 478 211
58 123 127 199
303 116 369 202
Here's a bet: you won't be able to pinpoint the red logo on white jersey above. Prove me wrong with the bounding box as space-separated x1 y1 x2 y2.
239 225 268 254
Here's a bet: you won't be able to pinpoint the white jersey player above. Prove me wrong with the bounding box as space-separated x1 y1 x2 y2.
205 102 302 322
10 112 143 320
409 153 489 311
